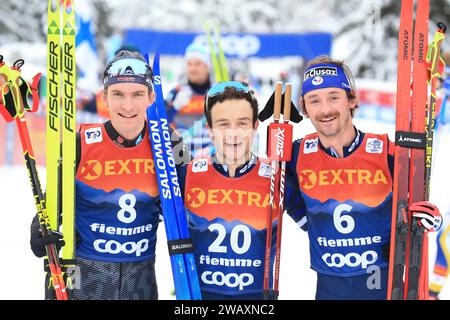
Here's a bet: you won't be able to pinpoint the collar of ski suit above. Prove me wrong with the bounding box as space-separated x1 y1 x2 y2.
318 127 364 158
104 120 147 148
211 153 258 178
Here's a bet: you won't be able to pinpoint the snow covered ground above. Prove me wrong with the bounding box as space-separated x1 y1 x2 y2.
1 117 449 300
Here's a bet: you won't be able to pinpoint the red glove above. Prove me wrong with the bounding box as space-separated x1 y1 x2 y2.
409 201 443 232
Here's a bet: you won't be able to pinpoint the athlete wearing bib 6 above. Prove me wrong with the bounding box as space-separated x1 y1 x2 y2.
288 55 442 300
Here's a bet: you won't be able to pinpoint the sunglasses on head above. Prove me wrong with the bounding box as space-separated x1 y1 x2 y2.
205 81 253 111
103 58 153 84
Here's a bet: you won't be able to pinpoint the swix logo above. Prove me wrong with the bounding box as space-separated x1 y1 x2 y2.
154 75 161 85
80 159 155 181
85 128 102 144
186 188 270 209
299 169 388 190
275 127 285 157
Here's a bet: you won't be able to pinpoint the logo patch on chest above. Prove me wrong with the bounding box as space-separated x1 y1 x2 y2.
366 138 383 154
192 158 208 173
85 127 103 145
304 138 319 154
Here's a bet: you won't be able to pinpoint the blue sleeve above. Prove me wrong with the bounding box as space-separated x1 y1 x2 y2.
164 87 179 124
285 139 307 231
169 125 191 201
387 137 394 178
178 164 187 201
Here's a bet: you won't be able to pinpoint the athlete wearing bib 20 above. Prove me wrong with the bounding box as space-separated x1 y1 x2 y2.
289 56 442 300
181 81 304 300
183 155 302 299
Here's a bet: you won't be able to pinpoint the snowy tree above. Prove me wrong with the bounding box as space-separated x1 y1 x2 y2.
331 0 450 80
0 0 47 43
1 0 450 81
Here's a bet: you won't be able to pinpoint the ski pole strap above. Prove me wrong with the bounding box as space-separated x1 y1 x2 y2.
427 23 446 80
43 258 78 273
167 238 195 256
395 131 427 149
0 59 41 121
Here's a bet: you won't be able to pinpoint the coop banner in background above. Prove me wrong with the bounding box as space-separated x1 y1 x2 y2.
124 29 332 59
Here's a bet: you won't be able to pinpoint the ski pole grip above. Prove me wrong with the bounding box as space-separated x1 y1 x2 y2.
437 22 447 33
284 83 292 122
274 82 282 122
267 122 293 161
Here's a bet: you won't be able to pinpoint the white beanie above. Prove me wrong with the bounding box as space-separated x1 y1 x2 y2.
185 43 211 68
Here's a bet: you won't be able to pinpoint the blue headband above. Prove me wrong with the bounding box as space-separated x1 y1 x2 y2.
302 63 352 96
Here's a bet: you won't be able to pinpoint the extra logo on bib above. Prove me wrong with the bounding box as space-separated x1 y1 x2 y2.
85 127 103 145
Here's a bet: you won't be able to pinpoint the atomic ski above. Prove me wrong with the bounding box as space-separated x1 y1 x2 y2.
388 0 446 300
146 53 202 300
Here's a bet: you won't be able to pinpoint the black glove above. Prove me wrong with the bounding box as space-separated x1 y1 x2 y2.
381 243 390 262
30 215 65 258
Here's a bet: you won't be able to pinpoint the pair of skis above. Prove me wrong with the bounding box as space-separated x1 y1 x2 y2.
203 21 230 83
263 82 295 300
45 0 77 299
388 0 446 300
146 53 202 300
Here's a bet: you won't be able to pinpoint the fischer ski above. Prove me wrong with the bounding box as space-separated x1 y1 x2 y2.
45 0 77 298
146 53 202 300
61 0 76 264
46 0 61 233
